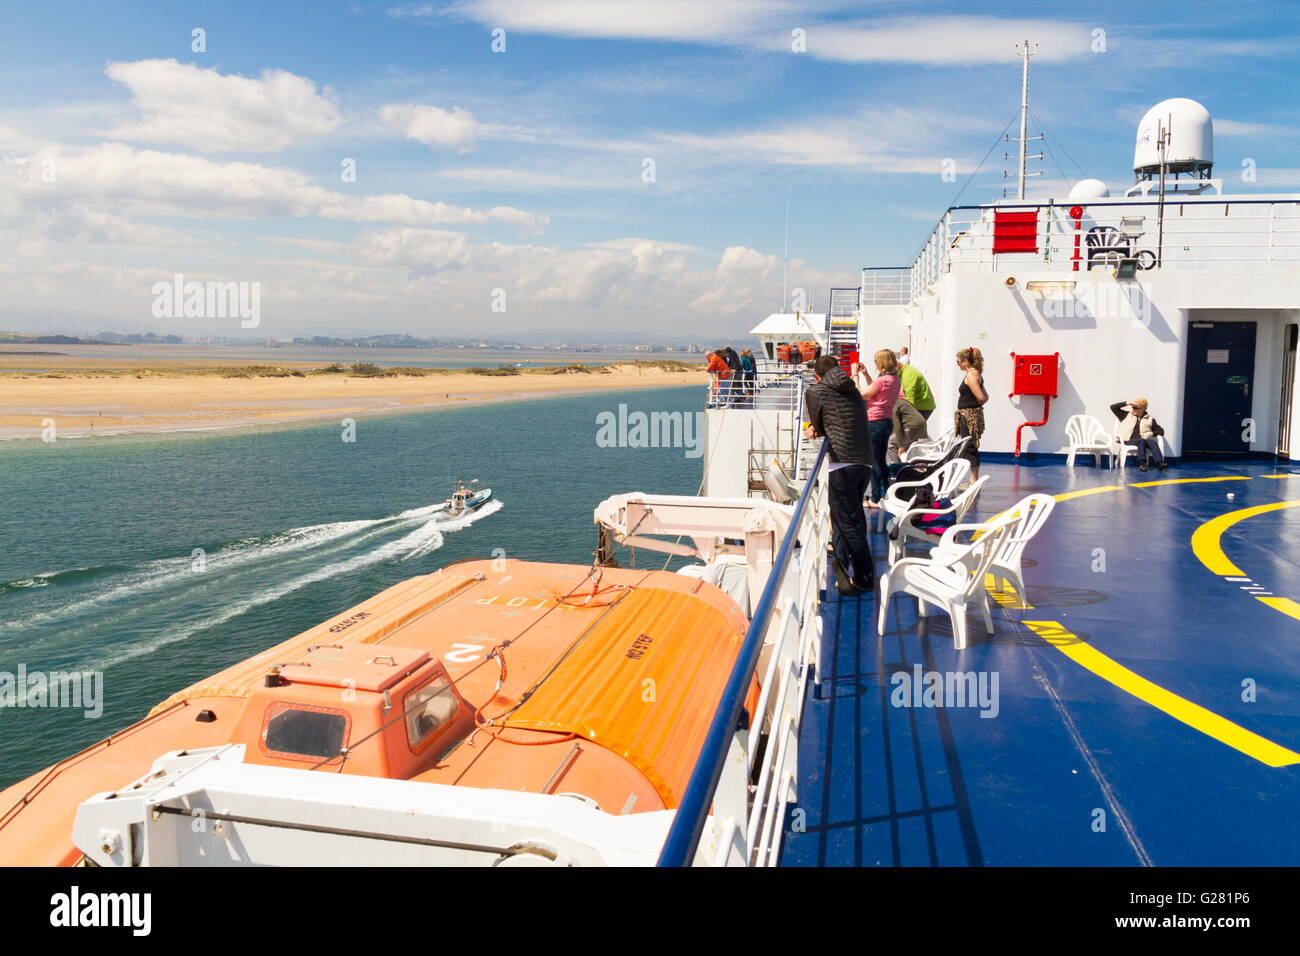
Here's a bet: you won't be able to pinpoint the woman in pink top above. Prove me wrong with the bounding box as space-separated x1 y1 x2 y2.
853 349 902 506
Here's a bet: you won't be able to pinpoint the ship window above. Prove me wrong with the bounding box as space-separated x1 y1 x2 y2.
405 674 460 752
262 702 349 761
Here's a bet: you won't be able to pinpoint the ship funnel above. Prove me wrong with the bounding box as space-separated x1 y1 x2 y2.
1133 98 1213 182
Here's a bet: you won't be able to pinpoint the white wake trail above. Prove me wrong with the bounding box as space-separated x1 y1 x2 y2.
79 499 503 672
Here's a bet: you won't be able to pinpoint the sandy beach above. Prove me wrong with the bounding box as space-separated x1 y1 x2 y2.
0 352 707 439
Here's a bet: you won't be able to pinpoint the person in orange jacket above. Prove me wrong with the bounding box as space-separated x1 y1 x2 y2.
706 349 732 404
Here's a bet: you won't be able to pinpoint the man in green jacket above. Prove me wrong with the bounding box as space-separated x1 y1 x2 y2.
898 363 936 420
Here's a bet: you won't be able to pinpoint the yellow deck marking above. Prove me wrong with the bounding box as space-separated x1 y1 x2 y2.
1022 621 1300 768
1256 597 1300 622
1190 499 1300 576
1053 485 1126 502
1262 475 1296 479
984 573 1032 609
1130 476 1252 488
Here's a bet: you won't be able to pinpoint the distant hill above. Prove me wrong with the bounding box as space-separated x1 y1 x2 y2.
0 332 110 345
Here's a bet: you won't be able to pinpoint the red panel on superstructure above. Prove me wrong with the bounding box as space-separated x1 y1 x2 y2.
992 210 1039 254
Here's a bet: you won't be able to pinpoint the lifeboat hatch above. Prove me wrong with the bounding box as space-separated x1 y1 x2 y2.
278 642 432 692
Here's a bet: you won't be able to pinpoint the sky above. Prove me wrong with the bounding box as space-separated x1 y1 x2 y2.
1 0 1298 341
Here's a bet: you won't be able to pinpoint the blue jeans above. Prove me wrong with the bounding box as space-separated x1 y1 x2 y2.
1127 437 1164 465
867 418 892 502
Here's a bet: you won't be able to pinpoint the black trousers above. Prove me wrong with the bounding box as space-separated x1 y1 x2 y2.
828 464 874 584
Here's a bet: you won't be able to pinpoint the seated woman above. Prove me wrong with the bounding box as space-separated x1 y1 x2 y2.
891 396 930 461
1111 398 1167 471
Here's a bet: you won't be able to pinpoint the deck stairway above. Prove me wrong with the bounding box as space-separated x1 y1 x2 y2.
825 287 860 375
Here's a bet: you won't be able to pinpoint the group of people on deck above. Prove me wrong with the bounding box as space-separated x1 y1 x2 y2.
704 346 756 404
803 345 988 595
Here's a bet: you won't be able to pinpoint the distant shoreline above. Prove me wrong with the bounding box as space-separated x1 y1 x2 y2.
0 360 708 441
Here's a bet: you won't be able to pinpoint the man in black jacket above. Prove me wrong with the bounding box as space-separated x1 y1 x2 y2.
804 355 875 593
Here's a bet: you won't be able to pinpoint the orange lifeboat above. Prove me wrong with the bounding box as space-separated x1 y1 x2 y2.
0 559 752 866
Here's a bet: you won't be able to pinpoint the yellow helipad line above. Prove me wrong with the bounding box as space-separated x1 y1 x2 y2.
1190 499 1300 576
1255 597 1300 622
1022 621 1300 768
1129 476 1252 488
1054 485 1127 502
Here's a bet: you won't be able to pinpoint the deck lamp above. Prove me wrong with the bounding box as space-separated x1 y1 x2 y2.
1115 258 1140 279
1024 280 1076 294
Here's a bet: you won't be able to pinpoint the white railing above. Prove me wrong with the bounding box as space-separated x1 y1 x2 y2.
708 368 806 411
658 444 830 866
861 267 910 305
907 197 1300 300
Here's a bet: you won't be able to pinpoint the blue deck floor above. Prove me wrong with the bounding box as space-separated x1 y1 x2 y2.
782 458 1300 866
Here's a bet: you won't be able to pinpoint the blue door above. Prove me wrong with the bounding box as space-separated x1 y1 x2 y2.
1181 321 1256 456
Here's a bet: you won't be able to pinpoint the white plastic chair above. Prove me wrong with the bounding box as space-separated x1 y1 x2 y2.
1113 425 1166 470
877 512 1019 650
887 475 988 565
876 457 970 534
1065 415 1115 468
932 493 1054 604
901 428 957 463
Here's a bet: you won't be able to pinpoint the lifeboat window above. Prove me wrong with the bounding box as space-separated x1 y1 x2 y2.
262 702 350 761
405 674 460 752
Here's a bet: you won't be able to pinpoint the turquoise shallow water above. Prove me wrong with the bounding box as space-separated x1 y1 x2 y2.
0 386 704 788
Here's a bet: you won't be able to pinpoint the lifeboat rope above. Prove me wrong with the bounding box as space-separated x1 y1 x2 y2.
307 562 639 768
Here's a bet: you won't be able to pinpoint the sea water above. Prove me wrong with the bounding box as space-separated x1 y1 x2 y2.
0 386 704 787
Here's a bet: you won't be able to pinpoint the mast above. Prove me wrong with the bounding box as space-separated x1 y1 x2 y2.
1015 40 1036 200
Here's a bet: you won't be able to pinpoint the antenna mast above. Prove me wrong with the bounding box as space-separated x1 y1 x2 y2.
1005 41 1043 200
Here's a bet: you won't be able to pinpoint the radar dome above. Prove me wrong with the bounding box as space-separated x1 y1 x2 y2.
1068 179 1110 200
1134 98 1213 176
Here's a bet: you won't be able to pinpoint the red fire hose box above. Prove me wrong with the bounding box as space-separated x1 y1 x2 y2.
1011 352 1060 397
1009 352 1060 456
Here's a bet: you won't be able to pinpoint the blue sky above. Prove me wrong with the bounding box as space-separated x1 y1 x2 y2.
1 0 1297 340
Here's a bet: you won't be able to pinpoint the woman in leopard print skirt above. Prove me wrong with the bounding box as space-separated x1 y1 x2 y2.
955 347 988 481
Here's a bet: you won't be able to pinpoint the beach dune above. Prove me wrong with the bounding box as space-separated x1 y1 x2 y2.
0 359 707 439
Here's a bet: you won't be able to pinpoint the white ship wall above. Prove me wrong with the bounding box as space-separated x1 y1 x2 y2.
902 270 1300 459
858 305 912 362
703 407 801 498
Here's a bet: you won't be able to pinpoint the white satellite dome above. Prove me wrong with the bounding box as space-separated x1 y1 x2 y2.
1134 98 1213 176
1068 179 1110 200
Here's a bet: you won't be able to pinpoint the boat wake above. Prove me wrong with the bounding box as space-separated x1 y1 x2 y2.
0 498 503 674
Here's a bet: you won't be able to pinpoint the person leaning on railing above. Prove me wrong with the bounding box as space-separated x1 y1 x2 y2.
804 355 876 594
706 349 731 405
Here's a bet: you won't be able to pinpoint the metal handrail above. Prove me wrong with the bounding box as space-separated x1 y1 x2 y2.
657 440 829 867
904 197 1300 297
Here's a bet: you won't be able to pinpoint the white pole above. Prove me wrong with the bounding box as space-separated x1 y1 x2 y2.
1016 41 1033 201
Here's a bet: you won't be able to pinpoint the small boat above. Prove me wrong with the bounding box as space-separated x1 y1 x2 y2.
443 478 491 516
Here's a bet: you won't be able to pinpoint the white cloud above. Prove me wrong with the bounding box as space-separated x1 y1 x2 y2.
435 4 1093 65
105 59 341 153
380 103 481 149
652 107 988 173
1 141 548 236
435 0 816 43
1214 118 1292 137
